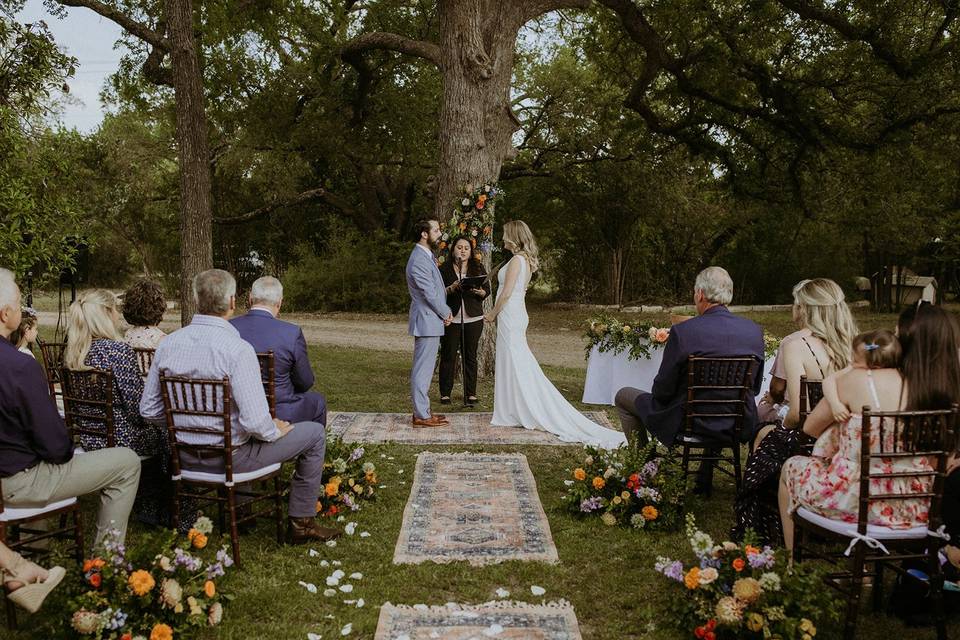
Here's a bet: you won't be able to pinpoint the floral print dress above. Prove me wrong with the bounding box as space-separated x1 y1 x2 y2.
782 371 933 528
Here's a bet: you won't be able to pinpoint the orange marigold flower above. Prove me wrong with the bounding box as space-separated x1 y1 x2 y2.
478 194 487 203
744 544 760 555
192 532 208 550
325 482 339 497
483 226 492 234
89 572 102 588
684 567 701 590
204 580 216 598
470 237 477 247
642 505 659 520
732 558 746 572
573 468 586 481
592 476 605 490
129 570 156 596
150 622 173 640
439 241 447 250
459 223 467 231
83 558 105 572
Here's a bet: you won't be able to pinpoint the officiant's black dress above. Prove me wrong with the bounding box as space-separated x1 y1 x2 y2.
439 256 490 402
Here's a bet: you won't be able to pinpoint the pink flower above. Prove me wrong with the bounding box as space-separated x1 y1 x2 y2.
655 328 670 343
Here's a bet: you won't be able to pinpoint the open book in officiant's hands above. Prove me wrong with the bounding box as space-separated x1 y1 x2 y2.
457 275 488 290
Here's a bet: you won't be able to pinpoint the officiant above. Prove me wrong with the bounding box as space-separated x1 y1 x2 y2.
439 236 491 406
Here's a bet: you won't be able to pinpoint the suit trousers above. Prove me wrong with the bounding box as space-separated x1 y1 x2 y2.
181 421 326 519
411 336 440 419
2 447 142 545
439 320 483 399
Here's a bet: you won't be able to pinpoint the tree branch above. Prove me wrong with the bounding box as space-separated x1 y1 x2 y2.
55 0 169 50
213 188 355 225
340 31 442 69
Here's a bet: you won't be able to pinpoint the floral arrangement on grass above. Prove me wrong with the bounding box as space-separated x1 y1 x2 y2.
584 312 671 361
439 183 498 264
316 435 378 517
586 312 781 362
563 442 686 529
69 516 234 639
655 515 839 639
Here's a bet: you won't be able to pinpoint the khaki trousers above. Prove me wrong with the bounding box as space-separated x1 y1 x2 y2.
2 448 141 546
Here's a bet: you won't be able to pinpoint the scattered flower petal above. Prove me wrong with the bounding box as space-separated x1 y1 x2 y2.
356 598 365 608
360 532 371 538
530 585 546 596
345 522 357 535
340 623 352 636
298 581 317 594
332 561 342 566
325 575 340 586
349 572 362 580
320 560 330 567
339 584 354 593
326 540 337 547
307 633 322 640
309 548 320 557
332 570 345 579
323 588 336 597
495 588 510 598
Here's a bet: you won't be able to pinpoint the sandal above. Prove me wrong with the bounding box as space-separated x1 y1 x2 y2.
2 552 65 614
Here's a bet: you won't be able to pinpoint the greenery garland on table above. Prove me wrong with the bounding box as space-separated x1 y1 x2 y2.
438 183 499 265
584 312 781 361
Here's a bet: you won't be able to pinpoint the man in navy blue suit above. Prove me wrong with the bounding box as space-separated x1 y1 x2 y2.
615 267 764 489
231 276 327 425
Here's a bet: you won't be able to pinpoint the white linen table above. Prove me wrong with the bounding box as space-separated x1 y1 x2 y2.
582 345 775 406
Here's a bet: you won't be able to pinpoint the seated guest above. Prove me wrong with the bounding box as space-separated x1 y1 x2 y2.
0 268 141 545
122 280 167 349
231 276 326 424
438 237 490 406
140 269 340 543
780 308 960 552
10 307 39 358
64 289 167 525
615 266 764 490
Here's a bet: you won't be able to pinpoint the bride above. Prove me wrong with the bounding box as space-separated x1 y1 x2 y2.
484 221 626 449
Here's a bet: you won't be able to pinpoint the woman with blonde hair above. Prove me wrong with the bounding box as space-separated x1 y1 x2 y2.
734 277 858 544
485 221 626 448
65 289 166 524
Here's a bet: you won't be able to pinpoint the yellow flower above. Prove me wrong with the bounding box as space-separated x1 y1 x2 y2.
129 570 156 596
204 580 216 598
150 622 173 640
620 491 631 500
592 476 605 490
800 619 817 636
733 577 763 604
573 468 586 481
613 496 622 505
622 325 631 332
747 612 765 633
684 567 700 590
601 512 617 526
642 505 658 520
191 532 208 549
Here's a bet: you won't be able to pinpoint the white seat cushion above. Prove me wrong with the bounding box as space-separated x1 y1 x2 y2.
0 497 78 522
796 506 928 541
180 462 282 485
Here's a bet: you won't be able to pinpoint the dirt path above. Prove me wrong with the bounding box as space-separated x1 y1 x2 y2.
36 311 587 370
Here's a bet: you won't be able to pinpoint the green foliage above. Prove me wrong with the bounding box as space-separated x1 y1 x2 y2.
282 222 410 313
583 312 671 361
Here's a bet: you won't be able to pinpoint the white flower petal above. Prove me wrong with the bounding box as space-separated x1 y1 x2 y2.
337 516 345 522
307 633 322 640
349 572 362 580
332 560 342 566
356 598 365 608
360 532 371 538
325 576 340 586
332 570 346 579
320 560 330 567
309 548 320 557
339 584 354 593
343 599 356 605
345 522 357 535
325 540 337 547
530 585 546 596
340 623 352 636
323 588 336 597
298 581 318 593
494 588 510 598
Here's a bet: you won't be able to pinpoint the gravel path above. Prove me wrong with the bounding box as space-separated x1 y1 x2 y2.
36 311 587 370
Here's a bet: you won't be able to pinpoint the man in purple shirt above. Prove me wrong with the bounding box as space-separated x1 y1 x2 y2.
0 268 141 544
140 269 339 543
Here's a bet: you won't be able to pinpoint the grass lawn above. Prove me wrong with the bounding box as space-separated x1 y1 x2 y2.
11 306 958 639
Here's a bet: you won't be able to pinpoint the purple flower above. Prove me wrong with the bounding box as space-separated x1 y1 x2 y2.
343 493 359 511
747 547 776 569
216 549 234 568
579 496 603 513
641 460 659 479
349 447 365 462
655 557 685 582
206 562 225 579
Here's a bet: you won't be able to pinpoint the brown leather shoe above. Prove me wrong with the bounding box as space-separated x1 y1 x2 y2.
412 415 449 428
287 517 342 544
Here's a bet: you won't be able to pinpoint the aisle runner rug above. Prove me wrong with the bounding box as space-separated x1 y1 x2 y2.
394 452 558 566
374 601 583 640
328 411 614 446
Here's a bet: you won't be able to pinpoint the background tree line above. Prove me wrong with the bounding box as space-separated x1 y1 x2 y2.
2 0 959 312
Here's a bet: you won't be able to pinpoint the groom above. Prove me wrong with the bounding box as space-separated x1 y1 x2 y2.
406 219 453 428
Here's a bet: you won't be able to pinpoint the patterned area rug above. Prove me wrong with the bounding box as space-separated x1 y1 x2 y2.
328 411 614 445
374 601 583 640
394 452 558 566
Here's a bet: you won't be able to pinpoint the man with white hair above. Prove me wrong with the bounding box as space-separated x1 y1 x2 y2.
0 267 141 545
140 269 340 543
230 276 326 425
614 266 764 493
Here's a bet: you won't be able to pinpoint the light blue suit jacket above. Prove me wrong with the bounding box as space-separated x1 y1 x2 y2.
406 245 451 337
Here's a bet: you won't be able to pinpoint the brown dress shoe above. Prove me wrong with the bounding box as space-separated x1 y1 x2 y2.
412 415 449 428
287 517 342 544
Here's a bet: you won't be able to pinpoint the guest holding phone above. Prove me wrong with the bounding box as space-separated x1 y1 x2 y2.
439 237 490 406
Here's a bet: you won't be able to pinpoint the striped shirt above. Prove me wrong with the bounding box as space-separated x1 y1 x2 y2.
139 315 280 446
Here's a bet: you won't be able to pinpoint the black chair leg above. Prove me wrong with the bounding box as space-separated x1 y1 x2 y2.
226 486 241 568
843 547 866 640
274 476 284 545
72 508 85 566
929 547 947 640
872 561 884 612
732 443 743 494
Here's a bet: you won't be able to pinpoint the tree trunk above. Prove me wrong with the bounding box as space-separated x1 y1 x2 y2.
167 0 213 325
434 0 526 376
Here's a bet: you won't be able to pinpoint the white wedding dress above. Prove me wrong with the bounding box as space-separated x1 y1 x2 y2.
491 255 627 449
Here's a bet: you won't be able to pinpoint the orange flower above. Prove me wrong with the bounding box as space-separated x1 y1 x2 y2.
684 567 701 590
129 570 156 596
204 580 216 598
121 634 133 640
150 622 173 640
592 476 605 490
439 241 447 250
642 505 659 520
478 194 487 203
470 237 477 247
483 226 492 235
325 480 340 496
365 471 377 484
475 201 485 210
89 572 102 588
732 558 745 572
573 468 586 481
327 505 339 516
744 545 760 555
192 532 208 549
459 223 466 231
83 558 105 572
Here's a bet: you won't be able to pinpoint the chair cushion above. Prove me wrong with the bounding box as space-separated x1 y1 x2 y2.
180 462 282 485
0 497 78 522
796 506 928 541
